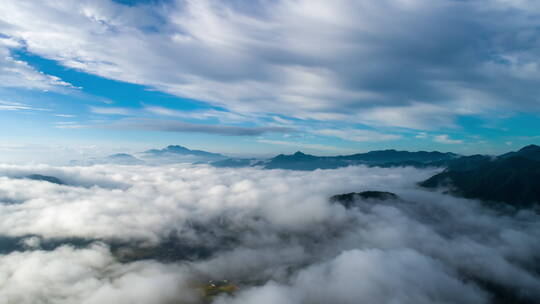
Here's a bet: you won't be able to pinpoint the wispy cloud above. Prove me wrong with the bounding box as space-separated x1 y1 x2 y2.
315 129 401 142
0 37 75 91
434 135 463 144
89 106 133 116
416 132 428 139
359 103 458 130
144 105 251 123
257 139 349 152
0 100 48 111
54 121 85 129
108 119 294 136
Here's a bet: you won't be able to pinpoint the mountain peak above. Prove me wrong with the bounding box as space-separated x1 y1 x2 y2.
144 145 226 161
293 151 306 156
518 144 540 153
499 144 540 161
109 153 136 158
165 145 190 151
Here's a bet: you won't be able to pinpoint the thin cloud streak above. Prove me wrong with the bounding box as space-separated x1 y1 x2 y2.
434 134 463 144
89 106 134 116
257 139 349 152
315 128 402 142
0 100 48 111
108 118 295 136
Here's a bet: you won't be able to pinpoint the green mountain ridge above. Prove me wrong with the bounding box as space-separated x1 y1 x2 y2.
419 145 540 208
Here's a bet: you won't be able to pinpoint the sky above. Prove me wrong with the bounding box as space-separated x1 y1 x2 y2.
1 0 540 162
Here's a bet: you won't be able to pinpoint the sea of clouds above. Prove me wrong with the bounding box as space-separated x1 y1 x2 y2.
0 164 538 304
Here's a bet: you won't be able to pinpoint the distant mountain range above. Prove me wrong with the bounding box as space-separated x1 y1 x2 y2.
324 145 540 209
66 143 540 209
211 158 260 168
141 145 227 164
144 145 226 159
419 145 540 209
107 153 146 165
73 144 463 169
70 145 227 165
214 149 460 170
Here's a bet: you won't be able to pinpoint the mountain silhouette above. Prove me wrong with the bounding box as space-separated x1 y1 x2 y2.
420 145 540 208
107 153 145 165
498 144 540 161
330 191 400 209
25 174 65 185
260 149 458 170
145 145 225 159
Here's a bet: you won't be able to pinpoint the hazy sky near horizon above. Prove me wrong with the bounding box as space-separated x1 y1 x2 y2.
1 0 540 161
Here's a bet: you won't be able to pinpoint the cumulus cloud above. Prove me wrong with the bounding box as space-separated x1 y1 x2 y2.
1 0 539 128
216 249 487 304
0 164 539 303
0 244 200 304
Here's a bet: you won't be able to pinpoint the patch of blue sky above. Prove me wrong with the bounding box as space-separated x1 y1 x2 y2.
11 50 281 131
13 50 211 111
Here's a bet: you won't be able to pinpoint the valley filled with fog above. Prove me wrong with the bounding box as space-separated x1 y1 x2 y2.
0 163 538 304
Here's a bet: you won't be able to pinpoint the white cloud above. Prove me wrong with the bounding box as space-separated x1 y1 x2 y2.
0 0 539 129
222 249 486 304
0 244 198 304
0 100 48 111
144 105 252 124
359 102 459 130
416 132 428 139
0 37 74 91
54 121 85 129
89 106 133 115
316 128 401 142
0 164 539 303
434 134 463 144
256 139 348 152
107 118 293 136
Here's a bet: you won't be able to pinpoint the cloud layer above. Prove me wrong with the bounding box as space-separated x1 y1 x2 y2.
108 118 294 136
0 163 539 303
1 0 540 129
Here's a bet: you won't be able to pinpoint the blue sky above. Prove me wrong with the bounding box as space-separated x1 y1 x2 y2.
1 0 539 163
